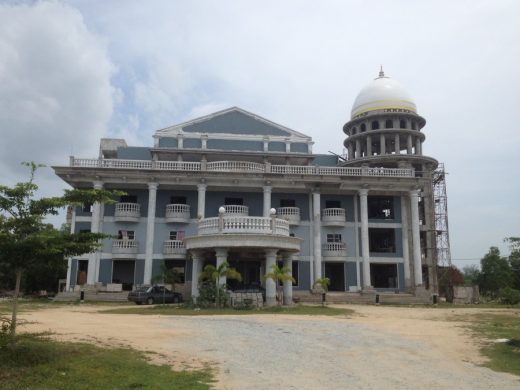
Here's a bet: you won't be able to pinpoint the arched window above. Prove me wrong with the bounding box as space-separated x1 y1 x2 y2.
371 121 379 130
411 122 417 130
360 123 366 132
385 119 393 129
399 119 406 129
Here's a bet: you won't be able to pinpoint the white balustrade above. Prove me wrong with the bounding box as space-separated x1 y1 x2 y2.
221 205 249 216
114 202 141 222
276 207 301 225
163 240 187 256
112 239 139 255
322 208 346 226
165 204 191 223
198 216 290 236
69 157 414 177
322 242 347 257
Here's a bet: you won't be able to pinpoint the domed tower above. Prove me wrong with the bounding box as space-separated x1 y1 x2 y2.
342 68 437 173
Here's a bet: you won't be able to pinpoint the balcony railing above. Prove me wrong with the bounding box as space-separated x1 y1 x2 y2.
112 239 139 255
277 207 301 225
322 208 346 226
114 203 141 222
198 216 290 236
221 205 249 216
163 240 187 257
69 157 414 177
165 204 190 223
322 242 347 257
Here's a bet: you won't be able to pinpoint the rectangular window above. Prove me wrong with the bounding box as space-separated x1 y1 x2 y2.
368 196 394 219
170 196 187 204
118 230 135 240
169 231 185 240
325 200 341 209
82 203 93 213
280 199 296 207
327 233 342 243
120 195 137 203
79 229 91 234
368 228 395 253
224 197 243 205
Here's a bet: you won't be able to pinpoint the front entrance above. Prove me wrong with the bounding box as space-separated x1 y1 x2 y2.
324 262 345 291
370 263 398 288
228 260 262 290
76 260 88 286
112 260 135 291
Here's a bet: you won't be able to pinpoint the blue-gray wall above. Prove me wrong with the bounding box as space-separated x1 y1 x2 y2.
268 141 285 152
70 259 78 288
117 147 152 160
99 259 112 284
158 137 178 147
207 139 263 152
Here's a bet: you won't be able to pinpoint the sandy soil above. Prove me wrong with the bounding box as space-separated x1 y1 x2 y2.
19 304 520 389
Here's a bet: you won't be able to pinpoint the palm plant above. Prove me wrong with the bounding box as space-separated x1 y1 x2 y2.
314 277 331 305
151 262 182 304
198 261 242 308
263 263 295 306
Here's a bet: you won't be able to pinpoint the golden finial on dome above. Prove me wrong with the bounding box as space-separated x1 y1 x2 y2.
378 65 385 78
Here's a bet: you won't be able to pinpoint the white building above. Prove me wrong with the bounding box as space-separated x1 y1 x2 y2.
54 70 441 304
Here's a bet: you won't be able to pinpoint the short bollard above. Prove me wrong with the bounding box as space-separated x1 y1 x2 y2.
375 294 380 304
432 294 438 305
80 290 85 303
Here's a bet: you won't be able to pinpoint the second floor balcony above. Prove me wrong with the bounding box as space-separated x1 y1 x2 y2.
221 205 249 216
163 240 187 258
277 207 301 225
112 239 139 256
165 204 191 223
114 202 141 222
198 215 290 236
322 242 347 257
322 208 346 226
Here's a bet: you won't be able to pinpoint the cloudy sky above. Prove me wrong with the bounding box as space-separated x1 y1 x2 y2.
0 0 518 267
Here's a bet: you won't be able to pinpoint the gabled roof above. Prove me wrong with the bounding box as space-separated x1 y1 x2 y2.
155 107 311 140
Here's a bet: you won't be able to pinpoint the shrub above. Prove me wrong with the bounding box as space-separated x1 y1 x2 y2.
498 287 520 305
196 281 229 308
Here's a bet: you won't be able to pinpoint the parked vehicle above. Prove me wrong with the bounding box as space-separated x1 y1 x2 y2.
127 285 183 305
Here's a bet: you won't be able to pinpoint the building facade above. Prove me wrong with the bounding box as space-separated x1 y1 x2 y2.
54 70 440 304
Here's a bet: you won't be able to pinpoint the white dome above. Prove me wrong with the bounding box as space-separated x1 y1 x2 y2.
351 70 417 119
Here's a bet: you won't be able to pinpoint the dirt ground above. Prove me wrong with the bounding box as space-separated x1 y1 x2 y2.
19 304 520 389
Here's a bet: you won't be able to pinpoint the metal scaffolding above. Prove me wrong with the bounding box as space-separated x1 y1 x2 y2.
432 163 451 267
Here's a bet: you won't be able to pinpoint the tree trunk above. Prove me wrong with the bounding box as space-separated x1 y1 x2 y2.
10 269 22 346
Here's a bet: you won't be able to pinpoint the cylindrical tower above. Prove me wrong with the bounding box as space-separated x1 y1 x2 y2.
342 68 437 173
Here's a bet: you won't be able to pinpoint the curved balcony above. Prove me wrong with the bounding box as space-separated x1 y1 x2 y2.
322 208 346 226
322 242 347 257
198 216 290 236
114 203 141 222
221 205 249 216
163 240 187 258
277 207 301 225
112 239 138 257
207 161 265 173
165 204 191 223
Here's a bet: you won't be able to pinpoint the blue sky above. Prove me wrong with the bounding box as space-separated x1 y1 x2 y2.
0 0 519 267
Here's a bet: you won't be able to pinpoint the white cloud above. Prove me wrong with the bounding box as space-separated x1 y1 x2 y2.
0 0 115 185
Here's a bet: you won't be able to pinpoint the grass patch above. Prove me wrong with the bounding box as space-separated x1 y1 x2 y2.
102 304 353 317
0 333 213 389
464 312 520 376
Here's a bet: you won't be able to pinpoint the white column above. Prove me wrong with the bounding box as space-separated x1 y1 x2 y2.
265 248 278 306
353 195 361 290
88 181 103 285
144 182 158 285
366 136 372 156
348 144 354 160
394 134 400 154
400 195 411 288
215 248 228 287
283 255 293 305
407 134 413 154
359 189 371 288
380 134 386 155
409 190 423 286
312 191 322 281
415 137 421 155
66 206 76 291
263 185 272 217
197 183 206 218
355 139 361 158
191 251 203 299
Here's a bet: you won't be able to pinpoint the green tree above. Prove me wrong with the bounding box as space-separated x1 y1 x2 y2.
505 237 520 290
0 163 117 344
263 263 295 306
477 247 513 297
313 277 331 306
151 262 183 304
462 265 480 286
198 261 242 308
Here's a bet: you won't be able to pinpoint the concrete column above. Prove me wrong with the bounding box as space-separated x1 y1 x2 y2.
366 136 372 156
88 181 103 285
265 248 278 306
359 189 371 288
191 251 203 299
400 195 411 288
353 195 361 291
355 139 361 158
283 255 293 305
347 144 354 160
409 190 423 286
66 206 76 291
380 134 386 155
407 134 413 154
144 183 158 285
263 185 272 217
178 134 184 149
415 137 421 155
197 183 206 218
312 191 322 281
394 134 400 154
215 248 228 287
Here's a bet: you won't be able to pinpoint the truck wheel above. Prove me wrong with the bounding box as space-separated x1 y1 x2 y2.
146 297 154 305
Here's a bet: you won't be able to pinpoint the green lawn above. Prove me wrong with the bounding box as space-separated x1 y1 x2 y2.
102 304 354 317
0 334 213 390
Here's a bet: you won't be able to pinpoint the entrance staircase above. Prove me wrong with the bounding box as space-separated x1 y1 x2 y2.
293 291 431 305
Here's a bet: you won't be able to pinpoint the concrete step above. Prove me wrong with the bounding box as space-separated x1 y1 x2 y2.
54 291 129 302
